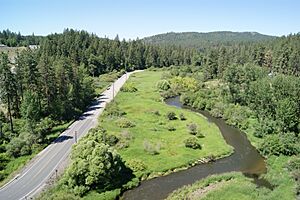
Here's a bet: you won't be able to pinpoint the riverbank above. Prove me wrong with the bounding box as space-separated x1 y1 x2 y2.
160 65 298 199
167 155 296 200
99 70 233 180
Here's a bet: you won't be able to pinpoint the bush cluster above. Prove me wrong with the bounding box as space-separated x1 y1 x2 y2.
104 103 126 117
143 140 161 155
166 111 177 120
121 83 138 92
184 137 202 149
126 159 147 172
117 118 135 128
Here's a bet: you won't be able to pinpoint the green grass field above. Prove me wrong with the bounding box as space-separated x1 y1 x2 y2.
167 155 296 200
99 70 232 175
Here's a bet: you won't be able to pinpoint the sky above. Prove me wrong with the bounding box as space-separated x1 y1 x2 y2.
1 0 299 39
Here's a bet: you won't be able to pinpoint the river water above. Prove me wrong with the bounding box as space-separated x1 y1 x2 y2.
122 96 269 200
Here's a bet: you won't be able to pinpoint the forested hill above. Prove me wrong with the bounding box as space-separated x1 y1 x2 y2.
143 31 276 48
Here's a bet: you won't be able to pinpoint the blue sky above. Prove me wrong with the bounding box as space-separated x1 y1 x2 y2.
1 0 299 39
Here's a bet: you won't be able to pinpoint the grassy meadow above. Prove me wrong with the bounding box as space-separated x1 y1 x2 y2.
167 155 297 200
99 70 232 176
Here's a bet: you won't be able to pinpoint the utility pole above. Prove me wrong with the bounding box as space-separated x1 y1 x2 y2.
74 131 77 143
112 82 115 99
55 169 58 179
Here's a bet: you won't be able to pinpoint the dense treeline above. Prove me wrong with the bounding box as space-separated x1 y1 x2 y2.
201 33 300 78
0 29 42 47
39 29 198 76
143 31 275 48
0 29 198 181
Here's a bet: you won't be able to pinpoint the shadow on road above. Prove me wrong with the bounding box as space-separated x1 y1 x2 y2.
78 113 94 120
53 135 73 143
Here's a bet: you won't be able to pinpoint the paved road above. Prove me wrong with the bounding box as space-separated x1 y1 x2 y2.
0 71 141 200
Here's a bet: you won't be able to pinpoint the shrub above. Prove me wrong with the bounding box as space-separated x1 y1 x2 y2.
167 125 176 131
0 153 9 171
192 98 206 110
105 103 126 117
179 113 186 120
253 117 277 138
120 130 133 140
126 159 147 172
184 137 201 149
210 101 226 118
166 111 176 120
143 140 161 155
6 136 32 157
116 131 133 149
160 89 177 99
152 110 160 116
259 133 300 156
63 134 132 197
121 83 138 92
286 157 300 172
116 140 130 149
117 118 135 128
35 117 55 141
187 123 198 135
156 80 171 91
196 131 205 138
106 135 119 146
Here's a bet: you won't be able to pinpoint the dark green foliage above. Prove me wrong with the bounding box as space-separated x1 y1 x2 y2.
253 117 277 138
166 111 176 120
106 135 119 146
143 31 275 48
63 129 132 196
259 133 300 156
184 137 201 149
0 29 42 47
0 153 9 171
6 132 34 157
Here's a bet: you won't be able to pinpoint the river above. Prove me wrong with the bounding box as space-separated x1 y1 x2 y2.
122 96 270 200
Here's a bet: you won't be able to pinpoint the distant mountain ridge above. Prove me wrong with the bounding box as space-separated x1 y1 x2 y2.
143 31 276 48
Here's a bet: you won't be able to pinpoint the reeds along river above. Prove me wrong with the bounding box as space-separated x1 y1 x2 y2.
122 96 271 200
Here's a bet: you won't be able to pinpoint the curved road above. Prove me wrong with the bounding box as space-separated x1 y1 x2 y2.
0 70 141 200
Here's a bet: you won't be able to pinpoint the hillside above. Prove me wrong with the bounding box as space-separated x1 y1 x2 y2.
143 31 276 48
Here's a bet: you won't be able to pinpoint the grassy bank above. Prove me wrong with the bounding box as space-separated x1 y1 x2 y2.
99 70 232 177
167 155 296 200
